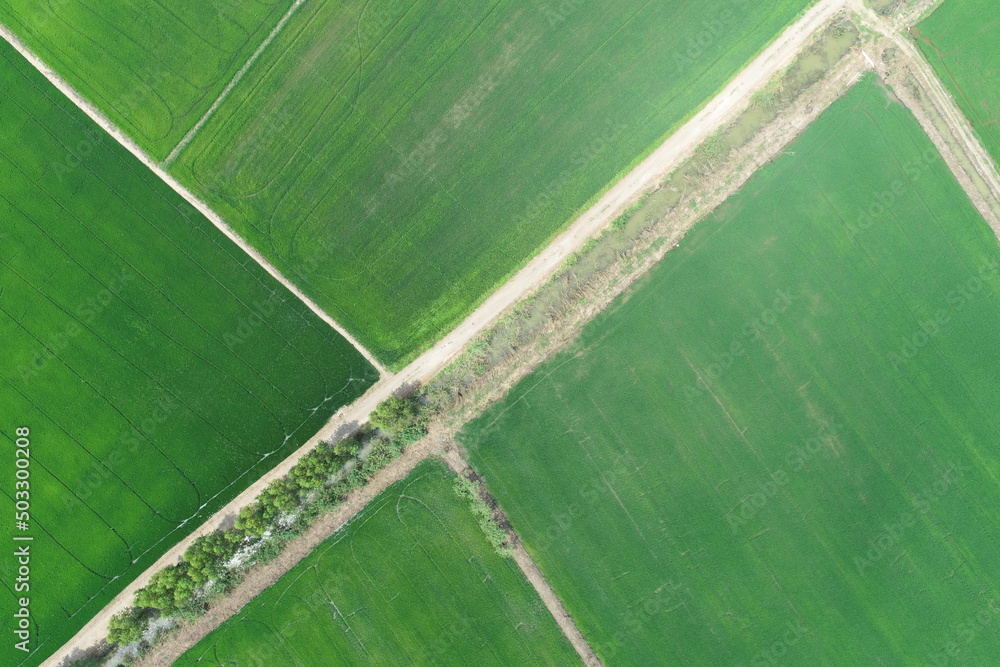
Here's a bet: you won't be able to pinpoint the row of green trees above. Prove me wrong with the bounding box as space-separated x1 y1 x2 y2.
105 393 429 653
236 439 361 537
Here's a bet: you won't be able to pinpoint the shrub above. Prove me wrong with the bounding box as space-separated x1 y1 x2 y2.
370 394 428 443
184 531 242 585
125 399 415 642
235 501 269 538
453 477 513 558
260 477 299 514
106 607 149 647
288 442 355 492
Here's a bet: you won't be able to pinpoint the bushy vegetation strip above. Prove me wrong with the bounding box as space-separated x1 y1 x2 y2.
453 475 514 559
99 394 426 662
173 462 578 666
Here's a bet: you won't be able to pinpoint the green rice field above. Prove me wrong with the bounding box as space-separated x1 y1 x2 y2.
173 0 814 366
0 0 294 159
175 461 579 666
461 77 1000 665
916 0 1000 166
0 40 376 666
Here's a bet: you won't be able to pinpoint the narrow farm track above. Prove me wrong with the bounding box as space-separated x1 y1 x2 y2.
851 0 1000 236
162 0 308 167
26 1 850 663
0 23 387 377
440 449 605 667
132 436 448 667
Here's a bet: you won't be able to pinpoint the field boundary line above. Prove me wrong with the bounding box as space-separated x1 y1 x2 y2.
850 0 1000 237
0 22 387 375
162 0 307 167
133 436 447 666
441 449 605 667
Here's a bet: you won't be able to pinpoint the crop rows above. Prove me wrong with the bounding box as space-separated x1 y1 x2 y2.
0 41 376 666
461 77 1000 664
0 0 295 159
176 461 579 666
171 0 814 365
916 0 1000 167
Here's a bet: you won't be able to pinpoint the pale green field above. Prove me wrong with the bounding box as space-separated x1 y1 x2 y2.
176 461 579 666
462 77 1000 664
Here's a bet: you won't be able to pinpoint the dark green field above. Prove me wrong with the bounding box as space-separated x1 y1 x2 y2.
916 0 1000 166
0 0 293 158
173 0 814 366
461 77 1000 665
176 461 579 666
0 41 376 666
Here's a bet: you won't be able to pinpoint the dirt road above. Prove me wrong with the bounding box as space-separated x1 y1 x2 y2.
162 0 307 166
0 24 386 376
135 435 447 666
133 40 874 664
440 450 604 667
27 1 847 663
850 0 1000 236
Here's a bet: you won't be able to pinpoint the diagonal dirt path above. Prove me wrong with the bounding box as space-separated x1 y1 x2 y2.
135 435 447 667
0 23 387 376
15 1 849 664
162 0 307 167
127 34 872 660
440 449 604 667
850 0 1000 237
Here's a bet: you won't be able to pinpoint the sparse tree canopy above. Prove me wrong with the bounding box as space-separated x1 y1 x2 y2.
260 477 299 514
370 394 428 443
107 606 149 647
236 502 269 538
